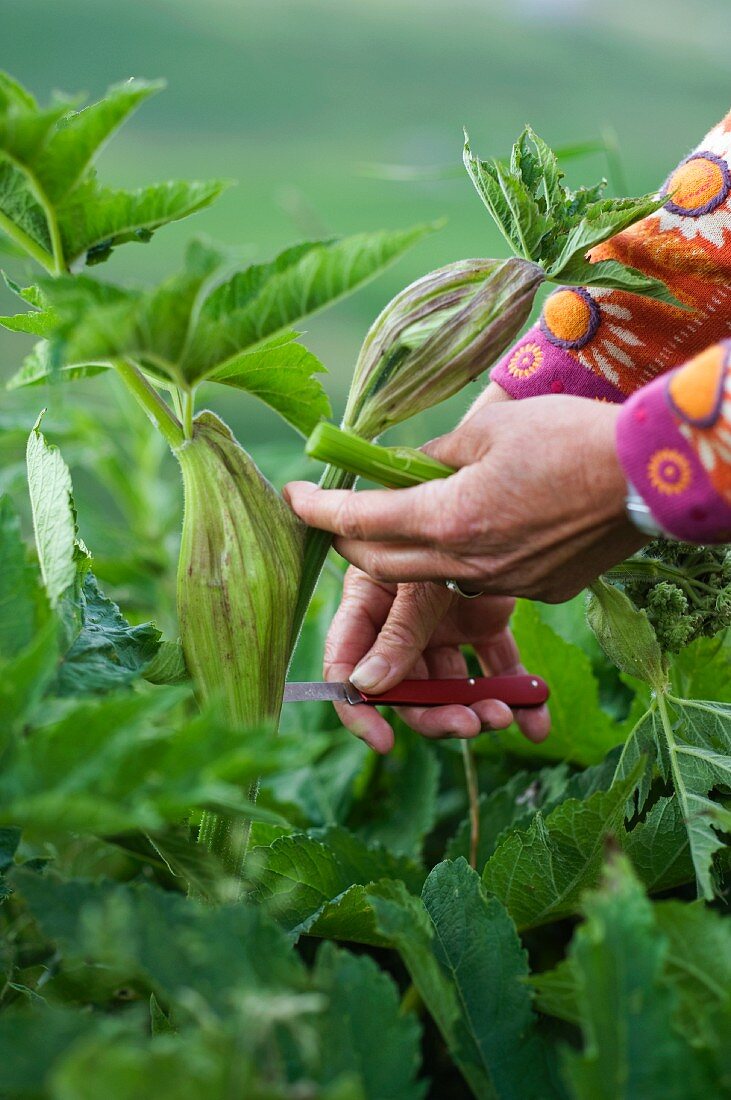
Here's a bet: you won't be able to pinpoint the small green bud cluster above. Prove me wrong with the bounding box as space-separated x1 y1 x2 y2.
617 540 731 654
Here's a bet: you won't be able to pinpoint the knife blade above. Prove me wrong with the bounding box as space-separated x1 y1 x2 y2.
283 674 549 708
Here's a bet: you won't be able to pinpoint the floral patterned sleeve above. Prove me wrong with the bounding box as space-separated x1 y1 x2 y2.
490 110 731 401
616 341 731 543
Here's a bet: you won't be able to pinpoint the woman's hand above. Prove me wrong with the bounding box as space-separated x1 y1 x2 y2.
322 567 551 752
284 394 646 604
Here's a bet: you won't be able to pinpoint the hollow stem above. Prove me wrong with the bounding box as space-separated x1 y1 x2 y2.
461 740 480 871
306 421 453 489
112 359 185 451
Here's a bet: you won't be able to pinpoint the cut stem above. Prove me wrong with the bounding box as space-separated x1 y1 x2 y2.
306 422 453 489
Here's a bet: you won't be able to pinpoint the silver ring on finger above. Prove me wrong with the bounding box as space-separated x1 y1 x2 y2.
445 578 485 599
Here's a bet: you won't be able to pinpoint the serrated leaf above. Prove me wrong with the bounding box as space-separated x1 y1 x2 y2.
34 79 164 203
482 767 641 929
495 601 623 764
0 690 299 837
369 862 562 1100
546 193 664 276
0 495 41 659
355 728 439 859
58 178 228 266
55 571 161 695
313 944 426 1100
620 795 694 893
562 854 717 1099
14 872 305 1017
556 255 685 305
26 414 77 607
614 695 731 898
248 825 425 938
0 77 224 271
184 224 438 377
205 332 331 436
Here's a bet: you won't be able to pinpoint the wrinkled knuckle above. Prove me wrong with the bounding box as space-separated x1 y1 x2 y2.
379 619 418 653
366 553 390 583
336 498 367 541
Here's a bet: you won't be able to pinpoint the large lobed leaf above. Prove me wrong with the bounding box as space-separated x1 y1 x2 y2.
368 860 563 1100
3 871 426 1099
0 72 225 271
559 856 722 1098
4 225 435 436
615 694 731 898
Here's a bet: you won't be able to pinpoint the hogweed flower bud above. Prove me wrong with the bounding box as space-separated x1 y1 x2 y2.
176 410 305 877
342 256 544 440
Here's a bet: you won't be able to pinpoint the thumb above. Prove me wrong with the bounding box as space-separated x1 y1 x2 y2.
350 582 453 693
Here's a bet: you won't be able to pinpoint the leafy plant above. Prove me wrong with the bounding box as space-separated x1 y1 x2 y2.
1 67 730 1100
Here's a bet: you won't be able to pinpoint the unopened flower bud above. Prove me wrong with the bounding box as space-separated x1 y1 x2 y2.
343 256 543 439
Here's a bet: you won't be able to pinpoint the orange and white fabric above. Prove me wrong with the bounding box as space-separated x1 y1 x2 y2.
490 110 731 542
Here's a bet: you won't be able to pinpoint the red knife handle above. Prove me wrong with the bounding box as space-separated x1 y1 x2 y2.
354 674 549 709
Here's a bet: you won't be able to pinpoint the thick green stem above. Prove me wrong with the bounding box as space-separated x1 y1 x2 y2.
113 360 185 451
306 422 453 489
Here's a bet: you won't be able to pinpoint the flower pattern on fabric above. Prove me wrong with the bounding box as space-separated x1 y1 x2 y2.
617 339 731 543
647 448 693 495
505 341 543 378
492 109 731 402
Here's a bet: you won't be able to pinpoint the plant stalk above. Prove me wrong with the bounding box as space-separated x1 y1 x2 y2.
461 741 480 871
113 360 185 451
306 422 453 489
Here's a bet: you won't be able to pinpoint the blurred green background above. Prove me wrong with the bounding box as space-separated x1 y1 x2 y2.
1 0 730 624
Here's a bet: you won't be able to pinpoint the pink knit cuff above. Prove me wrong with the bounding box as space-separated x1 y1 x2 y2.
616 377 731 543
491 326 625 402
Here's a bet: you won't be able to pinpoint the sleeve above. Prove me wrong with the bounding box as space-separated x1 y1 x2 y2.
491 110 731 403
615 341 731 543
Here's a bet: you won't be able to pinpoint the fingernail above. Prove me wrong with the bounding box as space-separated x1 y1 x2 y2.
350 654 391 692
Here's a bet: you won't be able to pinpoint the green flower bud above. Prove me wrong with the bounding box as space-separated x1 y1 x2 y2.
342 256 544 440
176 411 304 727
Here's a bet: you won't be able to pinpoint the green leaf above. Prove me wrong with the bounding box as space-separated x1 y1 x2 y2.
495 601 623 765
620 795 694 893
0 77 224 271
546 194 664 277
464 126 674 301
185 224 439 378
355 727 439 859
482 767 641 929
0 495 42 659
24 226 432 436
25 413 77 607
555 255 685 305
55 572 161 695
587 577 664 684
34 79 164 203
562 854 717 1099
369 861 562 1100
313 943 426 1100
248 825 425 940
205 331 331 436
0 690 299 837
58 178 229 267
14 871 305 1017
653 900 731 1053
142 639 189 685
614 694 731 898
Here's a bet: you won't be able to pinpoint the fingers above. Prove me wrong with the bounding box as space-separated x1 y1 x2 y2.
475 636 551 744
348 582 454 692
334 538 483 585
283 480 448 544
